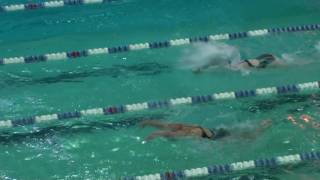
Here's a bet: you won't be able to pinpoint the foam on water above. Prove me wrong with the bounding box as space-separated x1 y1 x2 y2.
280 41 320 65
179 42 241 70
280 51 315 66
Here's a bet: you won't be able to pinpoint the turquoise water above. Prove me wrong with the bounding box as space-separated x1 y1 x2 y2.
1 0 320 179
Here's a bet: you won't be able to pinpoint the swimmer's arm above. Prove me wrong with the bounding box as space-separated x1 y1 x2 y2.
192 64 212 73
255 119 273 133
270 60 286 67
237 119 273 139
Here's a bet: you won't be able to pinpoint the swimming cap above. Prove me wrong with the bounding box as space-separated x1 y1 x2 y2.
256 54 276 68
208 128 230 140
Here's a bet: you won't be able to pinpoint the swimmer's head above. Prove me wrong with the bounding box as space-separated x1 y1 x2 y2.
256 54 276 68
207 128 231 140
214 128 231 139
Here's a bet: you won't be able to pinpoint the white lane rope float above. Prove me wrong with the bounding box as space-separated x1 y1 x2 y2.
122 151 320 180
0 80 318 128
0 24 319 66
0 0 115 13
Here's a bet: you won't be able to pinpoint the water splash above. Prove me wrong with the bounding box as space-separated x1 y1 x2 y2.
179 42 241 70
281 53 299 64
280 41 320 65
280 52 312 65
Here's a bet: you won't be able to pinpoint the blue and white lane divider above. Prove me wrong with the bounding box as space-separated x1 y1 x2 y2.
0 0 115 13
0 24 319 66
122 151 320 180
0 81 319 128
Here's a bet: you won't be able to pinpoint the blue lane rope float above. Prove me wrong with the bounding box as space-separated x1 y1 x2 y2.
0 0 115 13
122 151 320 180
0 24 319 66
0 81 318 128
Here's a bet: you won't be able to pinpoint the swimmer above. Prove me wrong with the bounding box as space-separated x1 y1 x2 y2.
287 114 320 129
140 119 272 141
193 53 283 73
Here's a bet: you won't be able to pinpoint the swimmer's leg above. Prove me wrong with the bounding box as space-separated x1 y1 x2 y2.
192 64 212 74
256 54 275 60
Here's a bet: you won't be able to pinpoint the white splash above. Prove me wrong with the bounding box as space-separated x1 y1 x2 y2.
111 148 120 152
281 53 297 64
179 42 241 70
280 52 312 65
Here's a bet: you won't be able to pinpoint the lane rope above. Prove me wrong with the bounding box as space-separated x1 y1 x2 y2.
0 80 319 128
0 0 115 13
0 24 319 66
121 151 320 180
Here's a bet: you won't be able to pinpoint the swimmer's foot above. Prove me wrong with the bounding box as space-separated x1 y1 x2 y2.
287 115 295 121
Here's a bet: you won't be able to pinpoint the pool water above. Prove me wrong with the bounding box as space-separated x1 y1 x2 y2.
0 0 320 179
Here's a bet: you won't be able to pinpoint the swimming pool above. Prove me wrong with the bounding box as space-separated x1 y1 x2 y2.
1 0 320 179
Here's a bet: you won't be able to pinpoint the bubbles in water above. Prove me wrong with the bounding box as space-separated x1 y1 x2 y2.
280 41 320 65
179 42 241 70
229 120 256 130
111 147 120 152
281 53 297 64
63 138 88 150
283 140 290 144
280 52 312 65
24 153 42 161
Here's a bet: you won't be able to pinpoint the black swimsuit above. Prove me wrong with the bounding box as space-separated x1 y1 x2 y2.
244 59 255 67
242 54 276 68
